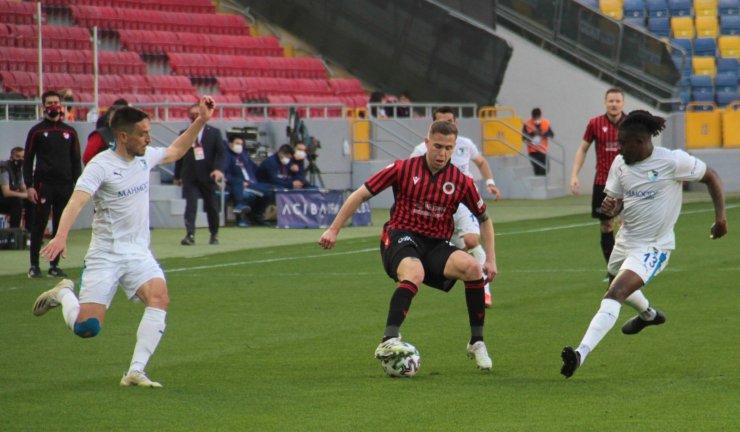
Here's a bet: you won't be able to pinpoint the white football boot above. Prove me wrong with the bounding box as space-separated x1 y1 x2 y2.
466 341 493 370
120 370 163 388
32 278 74 316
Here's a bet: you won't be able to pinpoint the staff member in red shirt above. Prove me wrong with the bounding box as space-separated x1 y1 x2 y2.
570 87 626 272
319 120 497 372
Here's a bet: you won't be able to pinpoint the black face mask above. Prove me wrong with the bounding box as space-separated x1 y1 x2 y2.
12 159 22 168
45 107 62 118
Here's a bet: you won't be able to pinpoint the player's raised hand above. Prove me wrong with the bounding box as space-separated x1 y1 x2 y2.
198 95 215 121
41 237 67 262
318 229 337 250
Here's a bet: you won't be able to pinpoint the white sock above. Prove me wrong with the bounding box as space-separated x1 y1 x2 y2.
129 307 167 373
577 299 621 365
59 289 80 330
624 290 656 321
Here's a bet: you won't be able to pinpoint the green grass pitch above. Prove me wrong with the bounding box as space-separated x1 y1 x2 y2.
0 198 738 431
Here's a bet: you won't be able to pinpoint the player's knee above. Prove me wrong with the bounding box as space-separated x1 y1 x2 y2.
462 235 479 250
460 258 482 280
73 318 101 338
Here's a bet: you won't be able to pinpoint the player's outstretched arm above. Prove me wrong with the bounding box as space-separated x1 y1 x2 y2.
161 96 215 165
700 167 727 239
319 185 373 249
570 140 591 195
41 190 92 261
473 155 501 201
479 217 497 282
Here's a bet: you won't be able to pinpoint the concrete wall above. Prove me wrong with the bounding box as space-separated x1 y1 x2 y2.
493 26 669 194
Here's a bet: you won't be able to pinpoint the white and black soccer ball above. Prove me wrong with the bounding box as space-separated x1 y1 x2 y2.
381 342 421 377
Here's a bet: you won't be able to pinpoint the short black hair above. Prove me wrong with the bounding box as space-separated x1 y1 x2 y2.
110 106 150 133
619 110 666 137
531 108 541 118
278 144 294 155
112 98 129 107
41 90 61 104
432 106 456 120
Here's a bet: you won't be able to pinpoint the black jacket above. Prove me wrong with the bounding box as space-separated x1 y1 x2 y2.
174 124 225 184
23 119 81 186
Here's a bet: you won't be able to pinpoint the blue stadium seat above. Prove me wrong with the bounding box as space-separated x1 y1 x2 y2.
624 0 647 17
719 0 740 16
690 73 714 87
716 71 739 90
671 38 693 69
668 0 692 16
648 16 672 36
721 15 740 34
578 0 600 9
716 87 739 105
646 0 670 17
690 73 715 102
717 56 740 74
694 37 718 55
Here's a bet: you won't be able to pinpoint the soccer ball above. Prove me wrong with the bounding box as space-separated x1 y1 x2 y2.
381 342 421 377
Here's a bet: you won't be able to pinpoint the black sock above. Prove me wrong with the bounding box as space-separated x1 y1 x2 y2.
601 231 615 263
464 279 486 344
383 280 417 340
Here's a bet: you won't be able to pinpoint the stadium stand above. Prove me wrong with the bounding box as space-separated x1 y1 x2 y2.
672 16 696 36
694 37 718 55
624 0 647 17
647 0 671 17
694 0 719 16
0 0 369 120
601 0 625 19
696 15 720 37
721 14 740 33
719 0 740 15
668 0 693 16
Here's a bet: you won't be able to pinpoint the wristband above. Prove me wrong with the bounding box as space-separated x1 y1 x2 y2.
486 179 496 187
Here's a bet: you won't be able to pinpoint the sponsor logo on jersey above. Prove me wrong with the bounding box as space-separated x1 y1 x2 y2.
413 176 419 185
442 182 455 195
648 170 659 182
602 126 608 133
117 182 148 198
113 170 123 178
139 159 148 170
63 132 70 140
625 189 657 200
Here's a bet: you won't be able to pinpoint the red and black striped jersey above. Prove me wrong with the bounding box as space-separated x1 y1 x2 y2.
582 113 624 186
364 156 486 240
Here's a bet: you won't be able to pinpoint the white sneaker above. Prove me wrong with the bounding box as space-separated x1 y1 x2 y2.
374 336 414 360
120 370 163 388
466 341 493 370
32 278 74 316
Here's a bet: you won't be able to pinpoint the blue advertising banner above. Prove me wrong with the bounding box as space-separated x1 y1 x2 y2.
276 190 372 229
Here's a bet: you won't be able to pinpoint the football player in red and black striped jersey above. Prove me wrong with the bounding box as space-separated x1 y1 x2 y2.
319 120 498 370
570 87 626 270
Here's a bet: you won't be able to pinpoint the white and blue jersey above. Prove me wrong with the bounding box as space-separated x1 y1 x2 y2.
605 146 706 250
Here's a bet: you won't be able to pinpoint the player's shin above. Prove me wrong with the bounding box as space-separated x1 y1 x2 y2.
129 307 167 373
577 299 621 364
383 281 417 341
464 279 486 343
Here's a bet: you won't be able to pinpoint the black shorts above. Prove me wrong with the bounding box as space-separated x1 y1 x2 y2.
591 184 613 221
380 229 459 292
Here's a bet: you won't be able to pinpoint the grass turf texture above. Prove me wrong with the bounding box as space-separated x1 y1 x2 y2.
0 197 738 431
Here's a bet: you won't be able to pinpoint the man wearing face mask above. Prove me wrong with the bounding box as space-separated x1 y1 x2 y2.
256 144 307 190
174 104 225 245
223 136 274 227
0 147 29 228
289 142 316 188
523 108 554 176
24 90 82 278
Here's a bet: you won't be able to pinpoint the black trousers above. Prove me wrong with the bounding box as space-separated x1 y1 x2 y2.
529 151 547 176
30 183 73 267
183 180 220 236
0 196 24 228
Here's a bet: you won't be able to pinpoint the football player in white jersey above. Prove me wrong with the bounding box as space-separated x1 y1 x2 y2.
561 110 727 378
31 96 216 388
410 107 500 307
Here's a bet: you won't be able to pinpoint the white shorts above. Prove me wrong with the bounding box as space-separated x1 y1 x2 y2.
607 242 671 285
79 248 165 308
451 204 480 248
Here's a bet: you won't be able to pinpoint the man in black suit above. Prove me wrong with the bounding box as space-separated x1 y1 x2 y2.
174 104 225 245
